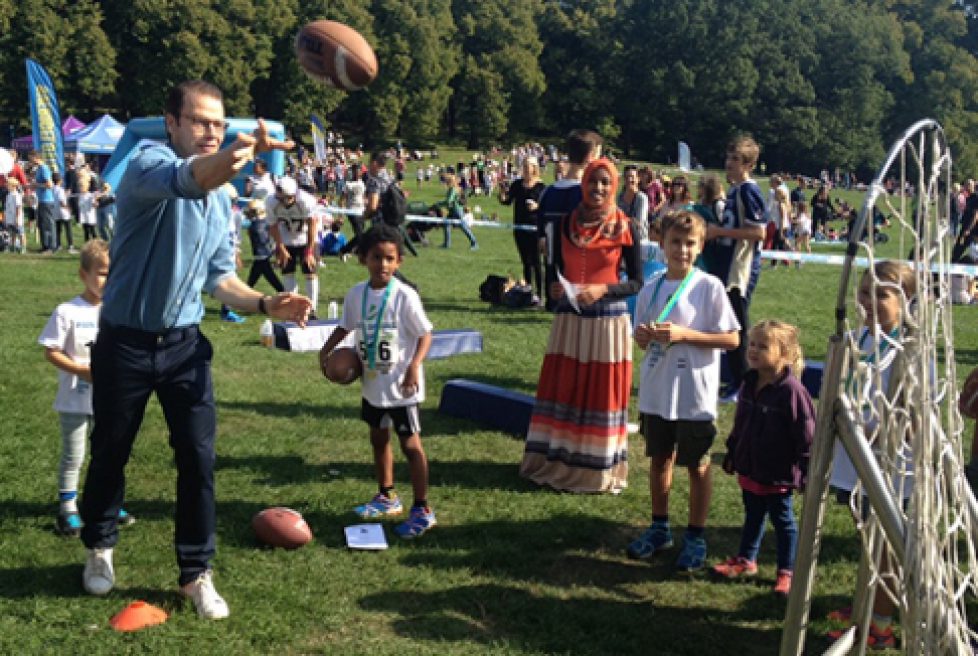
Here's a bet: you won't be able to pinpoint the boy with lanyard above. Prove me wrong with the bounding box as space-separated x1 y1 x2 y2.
318 225 436 538
627 210 740 571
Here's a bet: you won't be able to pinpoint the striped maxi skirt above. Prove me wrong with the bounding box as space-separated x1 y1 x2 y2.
520 297 631 493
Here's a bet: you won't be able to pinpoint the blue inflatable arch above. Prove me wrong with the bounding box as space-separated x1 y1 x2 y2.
100 117 287 196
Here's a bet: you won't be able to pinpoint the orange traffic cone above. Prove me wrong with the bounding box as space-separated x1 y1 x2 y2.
110 601 168 631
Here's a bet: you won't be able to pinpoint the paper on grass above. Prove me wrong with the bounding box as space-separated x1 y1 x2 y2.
557 270 581 314
344 523 388 550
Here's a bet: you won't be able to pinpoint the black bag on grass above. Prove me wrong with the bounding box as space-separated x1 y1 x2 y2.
503 284 534 308
479 275 509 304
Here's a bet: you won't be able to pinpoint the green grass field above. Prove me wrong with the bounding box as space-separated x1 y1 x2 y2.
1 153 976 654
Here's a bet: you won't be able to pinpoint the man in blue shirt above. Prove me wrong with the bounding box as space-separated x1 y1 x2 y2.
29 150 57 253
79 80 310 620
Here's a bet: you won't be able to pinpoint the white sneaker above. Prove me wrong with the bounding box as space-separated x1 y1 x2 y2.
181 570 229 619
83 548 115 596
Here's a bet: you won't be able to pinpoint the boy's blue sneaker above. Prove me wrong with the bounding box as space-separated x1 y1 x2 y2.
117 508 136 526
626 522 673 560
394 506 437 539
354 493 403 519
56 512 82 537
221 310 246 324
676 534 707 572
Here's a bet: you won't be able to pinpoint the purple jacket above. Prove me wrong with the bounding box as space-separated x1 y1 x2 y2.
725 368 815 489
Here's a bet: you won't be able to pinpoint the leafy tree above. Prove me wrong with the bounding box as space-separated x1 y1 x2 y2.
537 0 619 147
887 0 978 177
0 0 116 129
451 0 546 146
370 0 459 146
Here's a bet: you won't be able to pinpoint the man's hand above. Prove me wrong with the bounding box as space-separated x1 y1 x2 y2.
252 118 295 154
265 292 312 327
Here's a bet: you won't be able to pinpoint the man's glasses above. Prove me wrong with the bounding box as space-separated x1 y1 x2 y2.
181 114 228 133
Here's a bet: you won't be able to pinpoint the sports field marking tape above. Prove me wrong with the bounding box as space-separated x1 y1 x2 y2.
319 204 538 231
237 195 976 272
760 250 978 276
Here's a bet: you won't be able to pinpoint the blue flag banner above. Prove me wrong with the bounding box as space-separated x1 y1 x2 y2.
25 58 63 177
310 114 327 162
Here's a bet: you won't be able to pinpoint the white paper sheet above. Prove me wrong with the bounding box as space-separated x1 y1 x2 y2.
557 270 581 314
344 523 388 550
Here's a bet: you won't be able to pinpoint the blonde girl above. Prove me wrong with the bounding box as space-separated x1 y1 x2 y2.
715 320 815 597
826 261 916 649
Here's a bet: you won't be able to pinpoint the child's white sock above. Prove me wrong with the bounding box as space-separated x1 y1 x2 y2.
283 274 297 294
59 491 78 514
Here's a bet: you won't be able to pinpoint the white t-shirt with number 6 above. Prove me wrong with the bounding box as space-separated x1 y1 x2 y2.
340 278 433 408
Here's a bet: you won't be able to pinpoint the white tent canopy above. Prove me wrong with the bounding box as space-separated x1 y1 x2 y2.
64 115 125 154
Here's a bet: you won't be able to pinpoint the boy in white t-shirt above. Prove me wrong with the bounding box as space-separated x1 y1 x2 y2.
627 210 740 572
5 178 25 253
318 225 435 538
38 240 134 536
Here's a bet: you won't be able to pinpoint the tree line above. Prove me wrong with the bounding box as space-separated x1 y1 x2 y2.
2 0 978 178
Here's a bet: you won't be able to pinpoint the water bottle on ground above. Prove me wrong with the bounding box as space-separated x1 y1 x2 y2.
260 318 274 348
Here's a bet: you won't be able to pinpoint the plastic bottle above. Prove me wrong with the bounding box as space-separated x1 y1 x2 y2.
327 301 339 320
260 319 274 348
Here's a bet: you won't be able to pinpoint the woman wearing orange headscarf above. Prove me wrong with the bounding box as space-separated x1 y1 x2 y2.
520 159 643 493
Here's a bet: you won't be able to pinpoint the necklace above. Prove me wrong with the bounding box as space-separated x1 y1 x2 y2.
570 212 606 248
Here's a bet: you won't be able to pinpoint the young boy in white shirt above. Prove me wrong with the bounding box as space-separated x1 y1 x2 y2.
38 240 135 535
627 210 740 571
319 224 436 538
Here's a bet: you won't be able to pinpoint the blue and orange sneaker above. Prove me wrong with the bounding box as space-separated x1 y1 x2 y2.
394 506 437 539
354 492 403 519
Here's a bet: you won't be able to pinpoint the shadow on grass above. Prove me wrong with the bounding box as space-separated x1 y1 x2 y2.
214 454 533 493
361 581 789 655
0 562 188 607
354 513 868 655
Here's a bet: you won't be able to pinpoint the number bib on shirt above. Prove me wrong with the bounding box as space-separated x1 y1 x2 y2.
358 327 399 375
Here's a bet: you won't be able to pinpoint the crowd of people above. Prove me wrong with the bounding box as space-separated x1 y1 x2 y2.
0 151 116 255
15 79 978 651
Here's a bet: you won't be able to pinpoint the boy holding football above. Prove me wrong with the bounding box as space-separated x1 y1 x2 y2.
318 224 436 538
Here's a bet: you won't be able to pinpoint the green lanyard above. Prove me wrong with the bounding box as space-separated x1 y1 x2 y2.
361 280 394 370
646 269 697 324
846 326 900 396
858 326 900 365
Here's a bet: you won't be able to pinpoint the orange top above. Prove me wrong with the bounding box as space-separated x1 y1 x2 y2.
561 210 634 285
